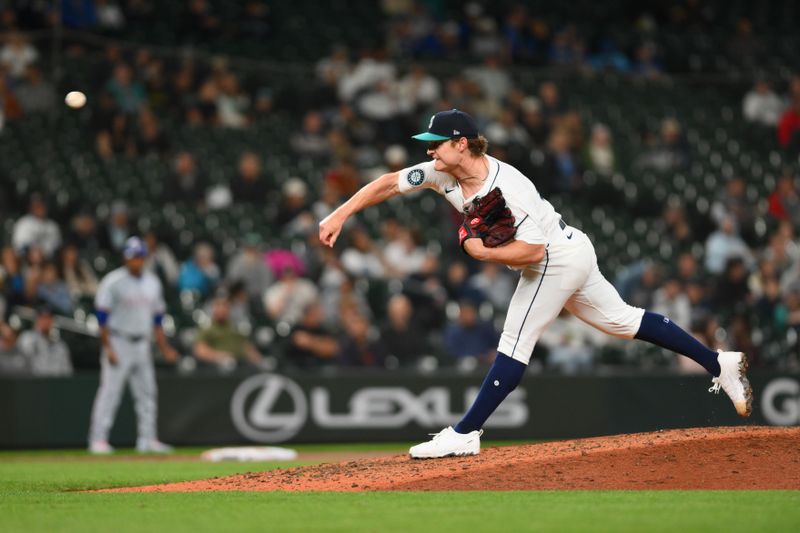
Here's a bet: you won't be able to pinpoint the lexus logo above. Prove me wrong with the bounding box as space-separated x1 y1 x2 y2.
230 373 528 443
230 374 308 442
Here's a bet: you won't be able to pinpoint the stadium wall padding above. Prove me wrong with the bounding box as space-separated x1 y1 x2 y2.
1 371 798 447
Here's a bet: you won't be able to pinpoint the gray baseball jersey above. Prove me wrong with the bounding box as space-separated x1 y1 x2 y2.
95 267 166 339
398 156 645 363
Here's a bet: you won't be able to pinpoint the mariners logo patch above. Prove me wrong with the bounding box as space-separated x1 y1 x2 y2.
406 168 425 186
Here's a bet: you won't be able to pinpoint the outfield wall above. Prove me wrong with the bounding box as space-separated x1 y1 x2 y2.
1 371 798 447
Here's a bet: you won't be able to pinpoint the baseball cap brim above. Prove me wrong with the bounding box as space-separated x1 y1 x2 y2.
412 132 451 141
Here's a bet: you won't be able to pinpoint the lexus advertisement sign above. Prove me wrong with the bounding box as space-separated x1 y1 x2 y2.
1 371 798 447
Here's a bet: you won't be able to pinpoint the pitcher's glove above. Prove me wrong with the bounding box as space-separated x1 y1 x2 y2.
458 187 517 250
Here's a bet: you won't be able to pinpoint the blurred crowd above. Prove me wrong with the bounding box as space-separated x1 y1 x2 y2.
3 2 800 376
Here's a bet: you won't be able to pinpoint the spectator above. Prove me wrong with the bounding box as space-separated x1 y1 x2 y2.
264 265 318 326
711 176 752 230
12 193 61 258
397 63 441 112
0 75 23 130
583 123 616 176
538 81 566 125
712 257 752 313
0 321 18 358
193 295 264 370
468 262 515 310
276 178 315 237
380 294 430 366
15 65 55 114
312 181 343 223
67 210 101 257
96 111 135 159
743 79 784 127
135 109 169 157
142 230 180 286
465 56 512 103
165 152 206 206
767 172 800 226
637 118 688 171
290 110 331 160
216 72 250 128
315 45 351 87
382 227 427 279
36 262 73 314
652 277 692 328
539 308 603 374
225 234 273 302
0 246 24 313
443 299 498 361
178 242 220 298
777 97 800 151
99 200 132 252
519 97 549 147
59 243 98 299
340 227 387 279
338 310 386 367
239 1 271 40
704 216 755 275
285 301 339 368
0 31 38 79
17 305 72 376
106 63 146 114
231 152 267 204
631 42 663 79
96 0 126 29
536 127 583 195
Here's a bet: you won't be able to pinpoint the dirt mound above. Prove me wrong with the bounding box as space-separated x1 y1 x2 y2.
107 426 800 492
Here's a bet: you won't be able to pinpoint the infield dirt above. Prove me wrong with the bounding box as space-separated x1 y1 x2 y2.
106 426 800 492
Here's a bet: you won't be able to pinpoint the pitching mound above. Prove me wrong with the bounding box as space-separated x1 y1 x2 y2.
108 426 800 492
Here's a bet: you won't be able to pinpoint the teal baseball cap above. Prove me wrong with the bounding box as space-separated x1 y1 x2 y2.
412 109 480 141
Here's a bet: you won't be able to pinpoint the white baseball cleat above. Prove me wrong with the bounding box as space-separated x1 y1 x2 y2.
409 427 482 459
708 351 753 417
88 440 114 455
136 439 175 454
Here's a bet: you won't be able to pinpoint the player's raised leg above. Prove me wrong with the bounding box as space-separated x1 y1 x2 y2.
564 262 753 417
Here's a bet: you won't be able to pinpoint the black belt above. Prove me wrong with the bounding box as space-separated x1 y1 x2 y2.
110 330 147 343
559 218 567 230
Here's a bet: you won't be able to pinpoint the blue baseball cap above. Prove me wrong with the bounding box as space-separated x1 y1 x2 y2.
123 236 148 259
412 109 480 141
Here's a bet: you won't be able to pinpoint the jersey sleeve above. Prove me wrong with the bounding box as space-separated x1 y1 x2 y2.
397 160 453 195
152 278 167 316
94 274 114 312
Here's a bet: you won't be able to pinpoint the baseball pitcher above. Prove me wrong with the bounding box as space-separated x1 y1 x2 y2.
319 109 752 459
88 236 178 454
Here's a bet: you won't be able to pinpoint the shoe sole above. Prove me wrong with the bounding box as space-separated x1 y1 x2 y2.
410 449 479 459
736 354 753 418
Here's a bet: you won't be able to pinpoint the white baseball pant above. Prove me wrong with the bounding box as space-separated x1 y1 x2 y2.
88 335 158 443
498 229 645 364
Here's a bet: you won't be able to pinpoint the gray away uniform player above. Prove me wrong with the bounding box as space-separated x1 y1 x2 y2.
319 109 753 459
88 237 178 454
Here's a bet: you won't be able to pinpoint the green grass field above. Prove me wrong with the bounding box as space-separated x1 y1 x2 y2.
1 446 799 533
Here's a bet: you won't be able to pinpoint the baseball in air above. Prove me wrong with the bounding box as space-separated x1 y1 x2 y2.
64 91 87 109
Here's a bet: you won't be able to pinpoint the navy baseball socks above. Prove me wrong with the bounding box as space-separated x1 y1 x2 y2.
454 312 721 435
634 311 721 376
454 352 526 434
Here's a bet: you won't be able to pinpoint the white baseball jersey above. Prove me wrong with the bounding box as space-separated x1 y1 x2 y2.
398 156 645 364
399 156 574 254
95 267 166 338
